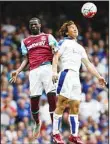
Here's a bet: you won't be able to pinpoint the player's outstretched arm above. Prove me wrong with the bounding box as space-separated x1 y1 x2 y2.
82 58 107 88
9 55 28 83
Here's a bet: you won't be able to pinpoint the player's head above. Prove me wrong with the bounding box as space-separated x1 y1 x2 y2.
59 21 78 39
29 17 41 35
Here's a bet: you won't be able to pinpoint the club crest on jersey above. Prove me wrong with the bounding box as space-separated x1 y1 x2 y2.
27 41 46 50
73 49 79 54
41 36 46 41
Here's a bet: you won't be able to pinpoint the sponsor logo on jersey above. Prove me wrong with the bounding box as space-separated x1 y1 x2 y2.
27 41 46 50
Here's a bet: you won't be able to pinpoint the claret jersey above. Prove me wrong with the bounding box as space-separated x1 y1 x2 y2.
21 33 58 70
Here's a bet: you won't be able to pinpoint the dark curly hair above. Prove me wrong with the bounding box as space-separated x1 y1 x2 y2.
59 21 75 37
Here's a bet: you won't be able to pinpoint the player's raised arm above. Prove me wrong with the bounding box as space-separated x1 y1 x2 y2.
81 54 107 88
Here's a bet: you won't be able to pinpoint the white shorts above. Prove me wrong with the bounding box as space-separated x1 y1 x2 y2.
56 69 82 101
29 64 55 97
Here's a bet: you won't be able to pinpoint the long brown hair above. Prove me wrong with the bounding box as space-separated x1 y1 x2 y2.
59 21 75 37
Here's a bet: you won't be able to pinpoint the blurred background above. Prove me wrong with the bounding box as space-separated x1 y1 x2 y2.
1 1 109 144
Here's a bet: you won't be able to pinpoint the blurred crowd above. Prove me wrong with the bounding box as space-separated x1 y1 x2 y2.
1 12 109 144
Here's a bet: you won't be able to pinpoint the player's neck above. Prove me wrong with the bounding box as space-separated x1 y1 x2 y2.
31 31 41 36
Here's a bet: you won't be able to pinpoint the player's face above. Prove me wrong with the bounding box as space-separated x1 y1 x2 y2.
29 20 41 35
67 24 78 39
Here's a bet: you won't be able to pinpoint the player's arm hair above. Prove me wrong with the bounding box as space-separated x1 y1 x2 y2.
82 58 101 79
17 54 29 74
52 51 61 73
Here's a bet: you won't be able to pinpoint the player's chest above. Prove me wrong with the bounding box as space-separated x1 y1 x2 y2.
65 43 80 55
25 36 49 50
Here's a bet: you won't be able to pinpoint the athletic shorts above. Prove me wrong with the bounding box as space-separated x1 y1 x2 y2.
29 64 55 97
56 69 82 101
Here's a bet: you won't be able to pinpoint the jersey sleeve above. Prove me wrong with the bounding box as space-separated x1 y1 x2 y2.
58 40 66 56
48 34 59 52
21 40 28 55
81 46 88 59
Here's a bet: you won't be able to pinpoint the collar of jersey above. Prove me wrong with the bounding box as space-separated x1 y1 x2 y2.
30 32 44 37
64 37 76 41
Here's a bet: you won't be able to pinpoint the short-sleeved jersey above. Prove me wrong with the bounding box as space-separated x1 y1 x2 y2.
21 33 58 70
58 38 88 73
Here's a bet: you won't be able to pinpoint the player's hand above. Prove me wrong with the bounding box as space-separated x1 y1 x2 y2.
9 71 19 83
52 72 58 83
98 76 107 88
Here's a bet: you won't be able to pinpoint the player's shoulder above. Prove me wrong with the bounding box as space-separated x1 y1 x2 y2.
58 38 67 46
39 33 50 40
23 35 32 43
40 32 49 37
76 41 85 51
58 37 75 46
45 33 55 39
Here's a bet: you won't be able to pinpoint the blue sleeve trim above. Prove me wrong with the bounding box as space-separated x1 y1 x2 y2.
58 39 65 46
48 34 58 47
21 40 28 55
